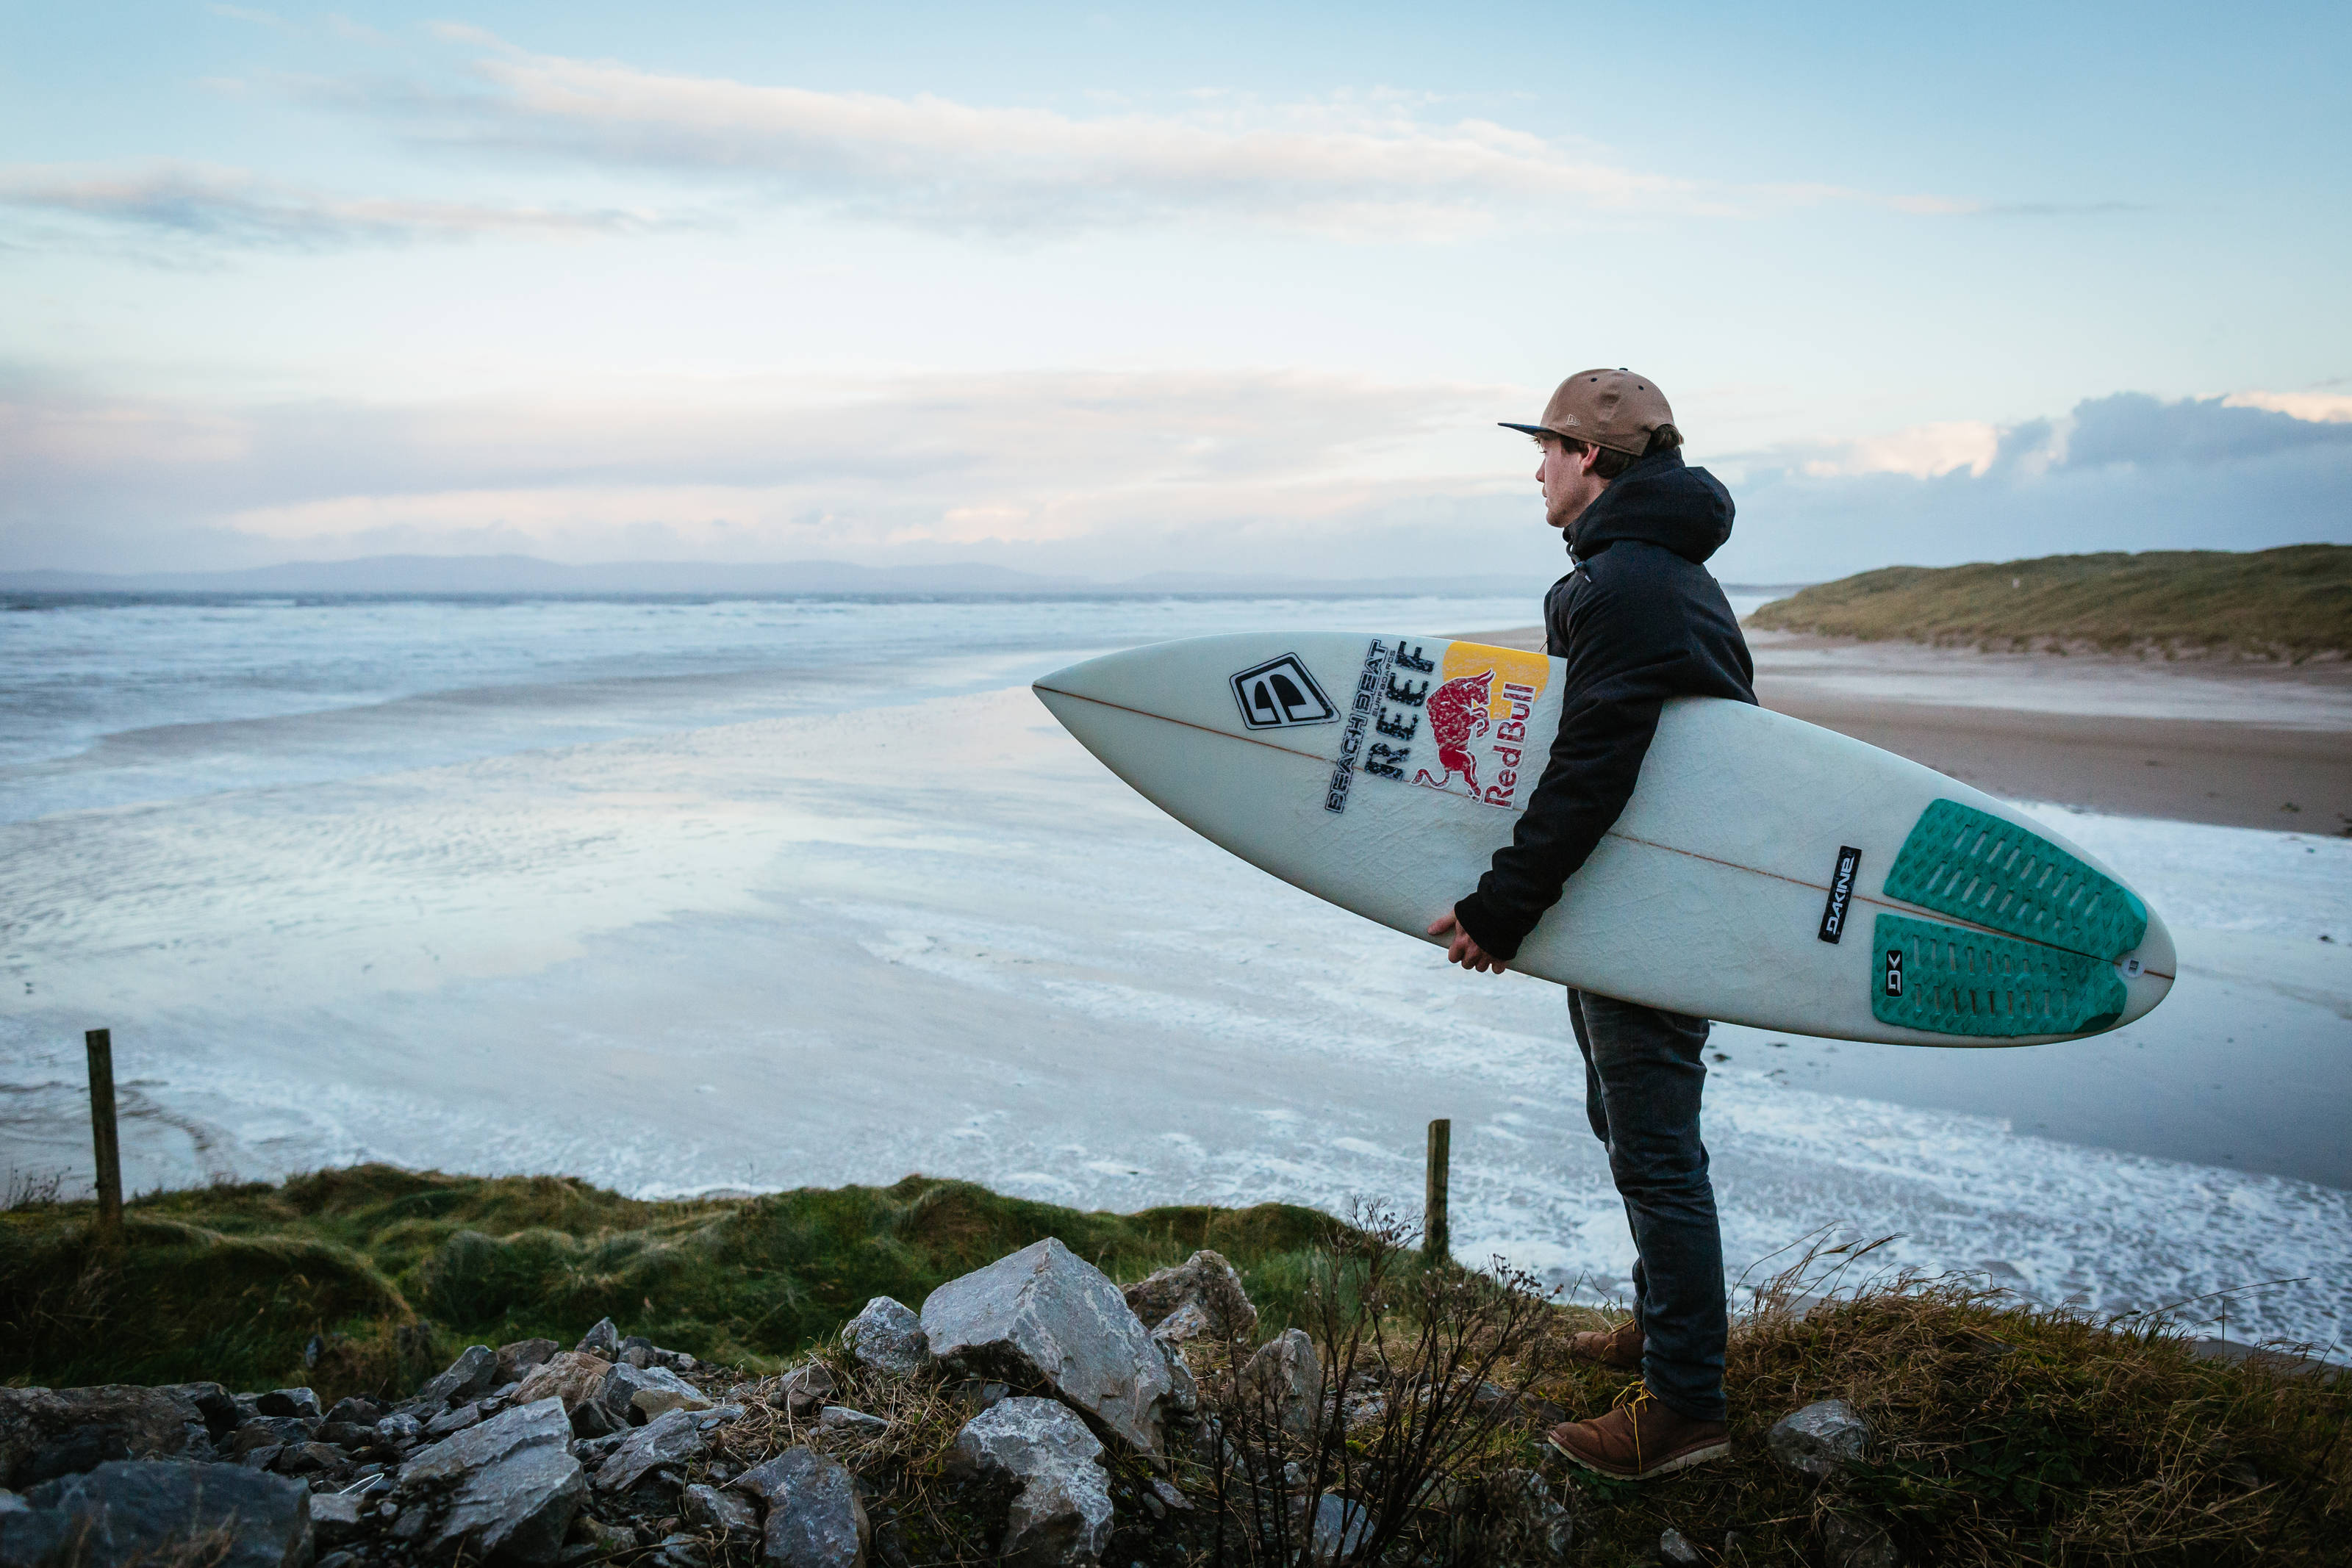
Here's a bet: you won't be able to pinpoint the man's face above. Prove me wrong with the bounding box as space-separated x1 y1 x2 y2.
1535 436 1608 533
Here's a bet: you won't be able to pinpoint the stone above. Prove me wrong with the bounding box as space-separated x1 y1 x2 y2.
1823 1514 1899 1568
731 1447 868 1568
398 1397 585 1566
272 1443 344 1476
310 1491 367 1544
592 1366 659 1429
1306 1495 1369 1565
920 1239 1173 1454
842 1298 931 1378
592 1409 709 1494
952 1398 1111 1568
1766 1400 1871 1478
681 1483 759 1541
815 1409 889 1439
426 1403 484 1439
1 1461 312 1568
417 1347 500 1410
315 1423 379 1452
1156 1342 1199 1420
232 1420 316 1459
622 1367 712 1421
1242 1329 1321 1441
778 1364 836 1420
509 1355 617 1439
576 1320 621 1360
160 1385 240 1437
1147 1301 1213 1344
376 1414 424 1447
1122 1251 1257 1341
1474 1470 1572 1564
650 1531 709 1568
616 1337 656 1371
0 1386 207 1488
1657 1527 1704 1567
496 1341 561 1387
321 1398 383 1431
256 1391 322 1422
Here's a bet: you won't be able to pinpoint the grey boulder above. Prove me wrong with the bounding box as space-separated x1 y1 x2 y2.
842 1298 930 1378
507 1353 614 1438
1123 1250 1257 1341
416 1348 499 1410
1306 1495 1369 1565
495 1340 560 1387
681 1483 759 1542
0 1461 311 1568
592 1409 709 1494
730 1447 868 1568
623 1367 713 1420
778 1363 836 1420
576 1320 621 1360
921 1238 1172 1453
952 1398 1111 1568
1766 1400 1871 1477
1657 1528 1704 1567
1243 1329 1321 1440
397 1397 584 1564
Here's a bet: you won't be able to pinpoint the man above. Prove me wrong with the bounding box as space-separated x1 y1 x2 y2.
1424 368 1754 1480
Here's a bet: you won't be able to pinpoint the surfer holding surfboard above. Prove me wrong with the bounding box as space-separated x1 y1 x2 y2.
1430 369 1751 1480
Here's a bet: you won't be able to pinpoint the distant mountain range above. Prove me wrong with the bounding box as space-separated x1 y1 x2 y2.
0 554 1553 597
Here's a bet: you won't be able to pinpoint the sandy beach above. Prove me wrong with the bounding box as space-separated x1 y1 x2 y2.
1468 627 2352 832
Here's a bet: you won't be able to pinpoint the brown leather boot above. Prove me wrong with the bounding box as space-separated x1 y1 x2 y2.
1546 1387 1729 1480
1566 1317 1643 1370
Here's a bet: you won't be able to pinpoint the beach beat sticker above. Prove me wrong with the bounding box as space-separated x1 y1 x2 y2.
1329 639 1550 813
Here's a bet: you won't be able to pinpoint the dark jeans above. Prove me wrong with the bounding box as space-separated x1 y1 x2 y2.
1568 988 1728 1423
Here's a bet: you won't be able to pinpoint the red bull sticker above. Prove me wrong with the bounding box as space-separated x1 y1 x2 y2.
1345 640 1549 811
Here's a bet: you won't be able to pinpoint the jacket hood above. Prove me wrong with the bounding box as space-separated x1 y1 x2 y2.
1566 449 1735 566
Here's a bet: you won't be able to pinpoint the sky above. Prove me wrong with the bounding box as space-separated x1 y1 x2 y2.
2 0 2348 583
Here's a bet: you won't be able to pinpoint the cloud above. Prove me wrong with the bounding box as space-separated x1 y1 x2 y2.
314 35 1995 242
0 162 664 250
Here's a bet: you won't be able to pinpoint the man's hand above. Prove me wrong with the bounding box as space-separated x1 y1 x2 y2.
1427 910 1509 975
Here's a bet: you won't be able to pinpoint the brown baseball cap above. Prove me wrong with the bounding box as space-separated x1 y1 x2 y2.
1501 367 1674 457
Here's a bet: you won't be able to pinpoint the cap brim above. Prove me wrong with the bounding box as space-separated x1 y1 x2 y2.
1498 422 1554 437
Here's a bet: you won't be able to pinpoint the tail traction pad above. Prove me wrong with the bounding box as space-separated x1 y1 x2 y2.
1871 913 2127 1038
1883 799 2148 961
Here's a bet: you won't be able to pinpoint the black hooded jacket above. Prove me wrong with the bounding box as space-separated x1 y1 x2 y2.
1452 449 1756 960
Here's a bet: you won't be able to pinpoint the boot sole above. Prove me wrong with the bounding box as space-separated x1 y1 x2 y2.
1546 1434 1731 1482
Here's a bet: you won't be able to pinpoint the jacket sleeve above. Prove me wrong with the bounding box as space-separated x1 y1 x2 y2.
1452 574 1683 960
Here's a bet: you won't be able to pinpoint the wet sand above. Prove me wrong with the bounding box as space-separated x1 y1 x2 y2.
1464 627 2352 832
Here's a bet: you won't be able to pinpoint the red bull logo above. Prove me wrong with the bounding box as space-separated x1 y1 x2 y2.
1414 669 1493 791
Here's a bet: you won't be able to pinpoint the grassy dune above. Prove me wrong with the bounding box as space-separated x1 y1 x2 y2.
1746 544 2351 660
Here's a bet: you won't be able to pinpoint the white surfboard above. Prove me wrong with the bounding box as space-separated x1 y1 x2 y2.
1033 632 2173 1046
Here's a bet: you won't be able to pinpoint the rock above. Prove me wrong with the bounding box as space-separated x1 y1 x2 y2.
398 1397 585 1566
255 1391 322 1421
815 1409 889 1439
1823 1514 1899 1568
497 1341 562 1387
321 1399 382 1430
1 1461 312 1568
1306 1495 1369 1565
616 1337 656 1371
842 1298 931 1378
731 1447 869 1568
592 1409 709 1494
272 1442 345 1476
1147 1301 1214 1344
1657 1527 1704 1567
418 1347 501 1410
1242 1329 1321 1440
315 1423 378 1452
952 1398 1111 1568
592 1366 659 1429
509 1355 618 1439
0 1386 206 1488
161 1385 240 1437
232 1420 316 1459
778 1364 836 1420
1122 1251 1257 1341
376 1413 424 1447
1767 1400 1871 1477
426 1403 484 1439
576 1320 621 1360
621 1367 711 1421
1474 1470 1572 1564
681 1483 759 1541
1156 1342 1199 1420
920 1238 1173 1454
650 1531 709 1568
310 1490 368 1545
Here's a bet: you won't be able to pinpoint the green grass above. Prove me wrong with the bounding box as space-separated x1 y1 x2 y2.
0 1164 1341 1400
1746 545 2352 660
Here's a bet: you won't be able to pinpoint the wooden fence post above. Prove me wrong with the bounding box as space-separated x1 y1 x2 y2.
1424 1118 1451 1264
85 1028 124 1246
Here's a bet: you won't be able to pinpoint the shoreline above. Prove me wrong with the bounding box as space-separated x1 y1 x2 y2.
1464 625 2352 832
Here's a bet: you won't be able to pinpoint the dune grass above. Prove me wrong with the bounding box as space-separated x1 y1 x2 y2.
0 1164 1339 1400
1746 544 2351 660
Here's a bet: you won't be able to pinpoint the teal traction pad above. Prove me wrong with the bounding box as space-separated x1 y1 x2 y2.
1882 799 2148 961
1871 913 2127 1038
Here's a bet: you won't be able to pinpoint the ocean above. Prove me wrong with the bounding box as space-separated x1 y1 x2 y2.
3 591 2346 1349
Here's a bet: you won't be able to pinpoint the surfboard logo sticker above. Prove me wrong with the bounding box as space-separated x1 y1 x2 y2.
1230 654 1338 731
1360 641 1550 810
1883 947 1904 996
1325 639 1400 813
1818 846 1862 943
